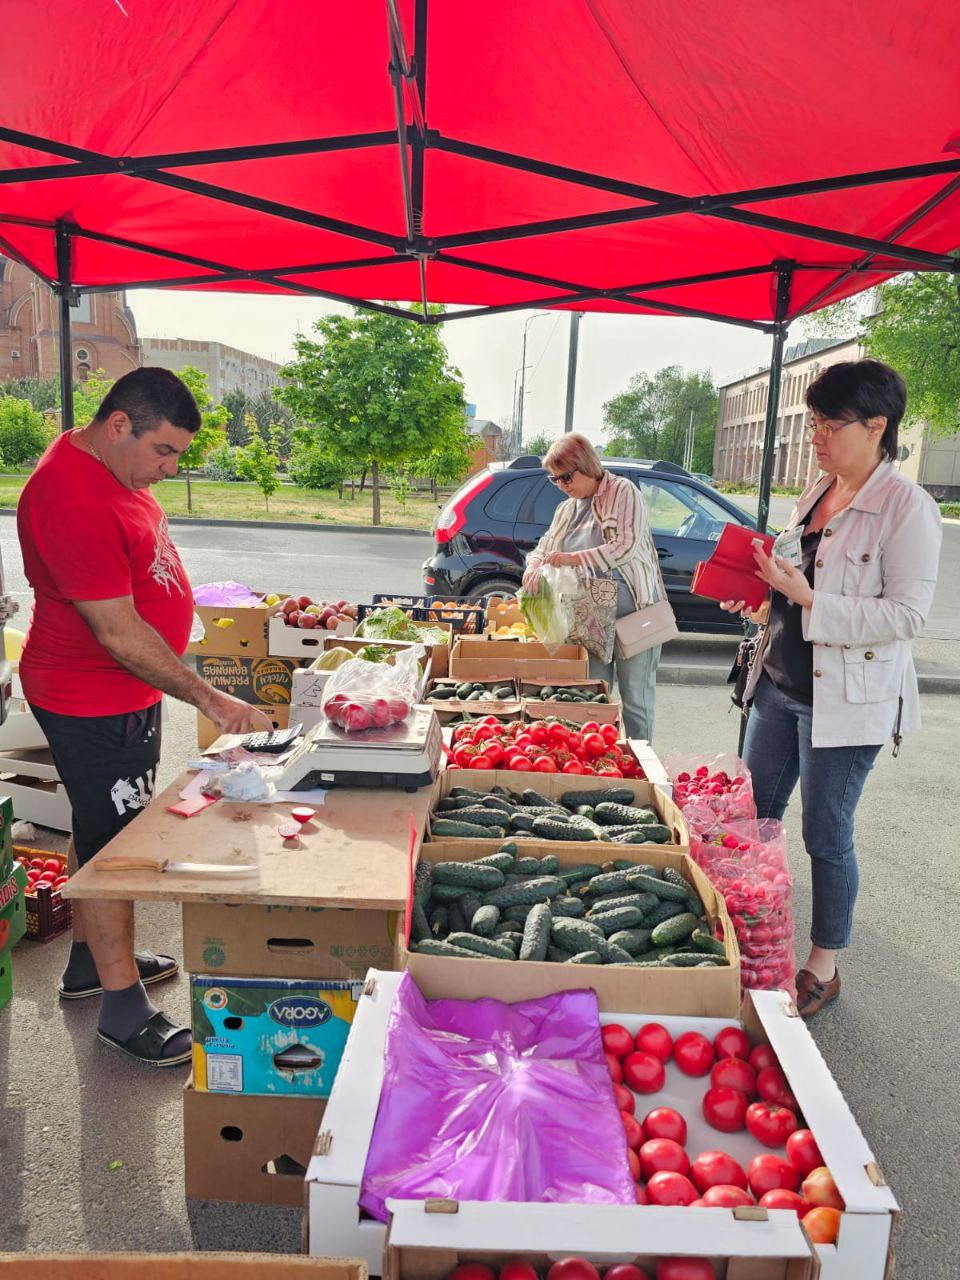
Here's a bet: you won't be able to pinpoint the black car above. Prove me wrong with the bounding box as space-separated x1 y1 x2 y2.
423 456 758 634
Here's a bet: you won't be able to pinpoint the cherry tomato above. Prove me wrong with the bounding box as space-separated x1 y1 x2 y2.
745 1101 799 1148
756 1065 797 1110
785 1129 824 1178
646 1171 698 1207
673 1031 714 1077
656 1263 716 1280
634 1022 673 1063
759 1189 808 1218
500 1264 540 1280
622 1051 665 1094
710 1057 757 1097
580 721 601 735
621 1111 645 1151
748 1154 800 1198
602 1023 634 1059
702 1086 748 1133
748 1043 780 1074
639 1138 689 1180
43 858 63 875
596 767 623 778
562 760 585 774
713 1026 752 1061
701 1184 754 1208
546 1260 601 1280
605 1052 624 1084
689 1150 748 1193
480 741 504 766
642 1107 687 1145
803 1205 842 1244
801 1166 844 1210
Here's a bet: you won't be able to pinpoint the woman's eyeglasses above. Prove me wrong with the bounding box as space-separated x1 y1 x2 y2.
548 467 577 486
805 414 865 440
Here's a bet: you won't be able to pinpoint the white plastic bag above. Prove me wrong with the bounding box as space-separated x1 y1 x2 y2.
518 563 577 647
321 645 424 732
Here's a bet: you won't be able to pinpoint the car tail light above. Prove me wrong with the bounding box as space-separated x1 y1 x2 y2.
434 471 494 544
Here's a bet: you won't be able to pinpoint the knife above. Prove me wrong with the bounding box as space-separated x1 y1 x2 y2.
95 855 257 875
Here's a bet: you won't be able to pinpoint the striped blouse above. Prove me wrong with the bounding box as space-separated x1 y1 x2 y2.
527 470 662 609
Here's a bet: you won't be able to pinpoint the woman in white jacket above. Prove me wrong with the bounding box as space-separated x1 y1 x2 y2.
723 360 941 1018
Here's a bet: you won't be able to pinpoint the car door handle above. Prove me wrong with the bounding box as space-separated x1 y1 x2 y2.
657 548 674 559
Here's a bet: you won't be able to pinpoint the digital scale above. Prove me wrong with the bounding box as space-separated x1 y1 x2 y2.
273 705 443 792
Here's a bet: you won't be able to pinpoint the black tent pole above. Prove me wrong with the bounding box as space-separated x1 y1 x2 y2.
55 220 75 433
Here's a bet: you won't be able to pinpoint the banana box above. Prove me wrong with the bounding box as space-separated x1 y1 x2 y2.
190 975 364 1097
0 862 28 951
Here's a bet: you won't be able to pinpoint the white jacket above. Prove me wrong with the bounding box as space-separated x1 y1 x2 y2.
744 461 942 749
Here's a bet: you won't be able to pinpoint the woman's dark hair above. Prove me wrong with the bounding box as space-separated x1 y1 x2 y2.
805 358 905 462
94 367 201 436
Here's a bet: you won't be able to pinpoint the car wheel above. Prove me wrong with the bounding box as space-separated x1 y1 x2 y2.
469 578 521 604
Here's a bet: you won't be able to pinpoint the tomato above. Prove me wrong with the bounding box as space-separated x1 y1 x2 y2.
582 733 607 758
689 1150 748 1193
528 725 549 746
803 1205 842 1244
600 723 619 745
596 767 623 778
745 1101 798 1148
702 1086 748 1133
759 1189 808 1218
710 1057 757 1097
673 1032 714 1077
546 1260 601 1280
43 858 63 875
642 1107 687 1145
635 1181 649 1204
634 1022 673 1063
646 1171 698 1207
580 721 601 735
468 755 494 769
701 1184 754 1208
604 1267 651 1280
602 1023 634 1059
785 1129 824 1178
622 1051 665 1094
452 746 477 768
448 1266 496 1280
514 734 533 750
627 1147 641 1180
605 1052 624 1084
29 857 47 870
562 760 585 774
613 1083 635 1114
713 1026 752 1061
509 756 533 772
748 1043 780 1074
621 1111 645 1151
755 1066 797 1110
656 1263 716 1280
801 1166 844 1210
748 1155 800 1198
639 1138 689 1179
480 741 504 766
500 1264 539 1280
533 756 558 772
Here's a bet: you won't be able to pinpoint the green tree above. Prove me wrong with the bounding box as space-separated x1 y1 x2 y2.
235 421 281 510
287 427 347 492
223 388 251 446
0 375 59 413
522 432 553 457
603 366 717 471
409 414 473 498
276 306 466 525
176 366 229 513
202 439 241 481
0 398 47 467
73 369 114 427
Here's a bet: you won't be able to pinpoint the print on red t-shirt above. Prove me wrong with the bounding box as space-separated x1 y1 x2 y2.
18 432 194 716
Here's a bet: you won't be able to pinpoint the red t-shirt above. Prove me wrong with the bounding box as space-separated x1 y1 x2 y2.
18 432 194 716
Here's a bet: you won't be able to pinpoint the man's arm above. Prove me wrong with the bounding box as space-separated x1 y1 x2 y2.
74 597 273 735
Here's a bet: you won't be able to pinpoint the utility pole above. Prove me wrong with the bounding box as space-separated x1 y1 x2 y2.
518 312 551 446
683 407 695 471
563 312 583 433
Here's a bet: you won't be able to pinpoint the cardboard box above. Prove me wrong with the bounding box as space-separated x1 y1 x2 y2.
384 1199 818 1280
521 679 622 728
187 596 276 658
0 861 27 950
183 900 400 981
0 946 11 1012
630 738 673 796
270 614 356 657
195 654 299 705
0 1254 366 1280
421 678 522 723
191 974 364 1096
196 702 289 751
0 751 70 831
449 637 588 683
183 1080 326 1206
484 597 524 629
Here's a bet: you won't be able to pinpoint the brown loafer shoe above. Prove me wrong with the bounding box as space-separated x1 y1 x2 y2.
795 967 840 1018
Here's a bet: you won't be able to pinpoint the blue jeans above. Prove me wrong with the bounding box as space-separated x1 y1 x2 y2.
742 673 881 950
588 645 661 743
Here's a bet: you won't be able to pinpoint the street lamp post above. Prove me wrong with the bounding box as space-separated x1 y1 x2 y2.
518 311 552 447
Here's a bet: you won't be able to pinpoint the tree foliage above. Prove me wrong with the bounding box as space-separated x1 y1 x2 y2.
0 397 47 466
603 366 717 473
223 386 297 454
522 432 553 457
235 420 281 509
287 427 348 490
177 365 229 472
275 306 466 524
73 369 114 427
0 375 59 413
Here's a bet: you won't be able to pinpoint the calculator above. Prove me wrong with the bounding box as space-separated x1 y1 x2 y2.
238 723 303 753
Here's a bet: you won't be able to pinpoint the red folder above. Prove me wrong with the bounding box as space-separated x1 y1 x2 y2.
691 523 776 611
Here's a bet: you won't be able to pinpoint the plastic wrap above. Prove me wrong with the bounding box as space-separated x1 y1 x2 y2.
665 753 756 823
321 645 424 732
518 563 577 647
359 972 636 1222
192 581 263 607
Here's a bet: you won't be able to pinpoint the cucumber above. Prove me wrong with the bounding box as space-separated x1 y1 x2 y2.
643 900 690 928
494 920 524 938
594 802 660 826
691 930 727 957
480 795 516 814
472 851 516 872
625 872 691 902
566 815 606 838
651 911 702 946
539 687 555 699
560 787 635 809
575 805 596 819
428 904 449 938
565 951 602 965
588 904 646 935
442 807 515 829
458 890 484 924
538 855 560 876
498 841 520 856
549 896 586 918
547 945 576 963
409 898 432 943
550 917 605 953
428 686 458 701
413 859 433 905
456 683 474 699
450 787 489 800
533 817 596 841
503 903 535 923
598 940 634 965
661 866 704 915
484 876 564 908
557 863 603 885
607 928 654 956
519 903 552 962
515 856 542 874
661 952 729 968
492 686 515 700
413 939 491 959
431 819 504 840
432 862 506 890
587 891 659 916
436 796 482 812
611 825 672 845
446 932 517 960
429 883 473 903
585 869 635 896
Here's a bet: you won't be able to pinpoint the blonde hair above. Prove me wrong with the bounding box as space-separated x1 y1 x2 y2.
543 432 603 481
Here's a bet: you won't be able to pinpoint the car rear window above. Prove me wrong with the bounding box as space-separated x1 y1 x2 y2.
482 476 533 522
520 477 565 526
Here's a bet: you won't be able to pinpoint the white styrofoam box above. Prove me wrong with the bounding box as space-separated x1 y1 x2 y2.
629 738 672 797
0 700 48 752
307 970 897 1280
292 667 336 709
0 772 71 830
290 704 324 732
269 616 355 657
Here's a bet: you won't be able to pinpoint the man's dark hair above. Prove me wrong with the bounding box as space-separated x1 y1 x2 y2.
94 367 202 436
806 358 905 462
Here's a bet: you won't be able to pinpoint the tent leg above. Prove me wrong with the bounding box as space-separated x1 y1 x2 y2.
756 263 793 534
55 221 75 433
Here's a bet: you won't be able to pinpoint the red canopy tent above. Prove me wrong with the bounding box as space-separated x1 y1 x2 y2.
2 0 959 526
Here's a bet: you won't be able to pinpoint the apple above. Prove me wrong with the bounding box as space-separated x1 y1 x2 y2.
281 597 299 615
297 595 313 610
286 610 303 627
325 616 341 630
298 613 318 628
305 604 322 616
264 594 282 607
343 604 358 620
319 608 337 624
335 600 348 611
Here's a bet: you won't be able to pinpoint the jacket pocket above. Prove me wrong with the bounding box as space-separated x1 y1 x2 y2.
842 547 882 597
841 642 899 704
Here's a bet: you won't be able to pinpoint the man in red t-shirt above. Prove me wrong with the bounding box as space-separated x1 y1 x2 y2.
18 367 271 1067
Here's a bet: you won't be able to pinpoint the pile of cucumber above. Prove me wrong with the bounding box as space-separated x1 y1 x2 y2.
429 681 516 702
408 844 728 968
431 785 672 845
525 685 609 704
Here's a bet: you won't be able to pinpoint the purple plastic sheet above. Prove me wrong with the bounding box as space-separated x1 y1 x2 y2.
192 581 263 607
359 973 635 1222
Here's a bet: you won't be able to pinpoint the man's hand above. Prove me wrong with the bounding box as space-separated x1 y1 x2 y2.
202 690 274 735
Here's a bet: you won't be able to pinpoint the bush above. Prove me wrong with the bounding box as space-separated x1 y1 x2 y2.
202 440 241 481
0 397 48 466
941 502 960 519
288 438 346 490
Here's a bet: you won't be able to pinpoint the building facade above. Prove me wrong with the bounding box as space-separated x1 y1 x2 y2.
141 337 281 400
0 258 140 383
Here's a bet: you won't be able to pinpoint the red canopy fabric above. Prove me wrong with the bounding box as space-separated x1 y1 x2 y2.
2 0 959 326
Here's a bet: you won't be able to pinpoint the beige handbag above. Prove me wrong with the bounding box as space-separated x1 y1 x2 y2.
614 548 678 659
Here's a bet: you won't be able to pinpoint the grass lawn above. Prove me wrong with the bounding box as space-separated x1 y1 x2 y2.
0 476 442 531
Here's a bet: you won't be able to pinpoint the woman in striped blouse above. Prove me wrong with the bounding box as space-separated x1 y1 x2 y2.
523 433 663 741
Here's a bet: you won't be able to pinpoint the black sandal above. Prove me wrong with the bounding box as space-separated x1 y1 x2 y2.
97 1010 193 1067
60 951 180 1001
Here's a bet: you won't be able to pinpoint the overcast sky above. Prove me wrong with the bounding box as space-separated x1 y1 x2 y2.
129 290 782 448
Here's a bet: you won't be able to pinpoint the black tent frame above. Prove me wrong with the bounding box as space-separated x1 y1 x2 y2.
2 0 958 529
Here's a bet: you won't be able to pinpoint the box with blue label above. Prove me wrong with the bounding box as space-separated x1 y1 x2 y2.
191 975 364 1097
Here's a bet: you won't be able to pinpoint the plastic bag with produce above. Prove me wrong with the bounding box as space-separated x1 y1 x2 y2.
321 644 424 733
518 562 577 648
665 752 756 823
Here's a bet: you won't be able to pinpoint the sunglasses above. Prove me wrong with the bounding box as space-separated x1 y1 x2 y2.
549 467 577 486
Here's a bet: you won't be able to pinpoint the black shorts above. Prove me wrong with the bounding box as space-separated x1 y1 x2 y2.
30 703 163 866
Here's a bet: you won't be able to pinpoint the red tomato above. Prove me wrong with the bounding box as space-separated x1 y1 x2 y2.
533 756 558 772
627 1147 641 1180
509 757 533 772
646 1171 698 1207
635 1182 649 1205
546 1260 601 1280
480 741 504 766
469 755 494 770
514 734 533 750
621 1111 645 1151
562 760 585 774
801 1166 844 1210
448 1266 496 1280
745 1101 799 1148
596 767 623 778
622 1051 665 1094
689 1150 748 1193
701 1086 748 1133
500 1263 540 1280
634 1022 673 1063
759 1189 808 1218
785 1129 824 1178
748 1155 800 1198
580 721 601 735
755 1066 797 1110
642 1107 687 1145
582 733 607 758
803 1206 842 1245
604 1267 650 1280
599 722 619 745
43 858 63 875
710 1057 757 1097
614 1082 635 1115
701 1184 754 1208
639 1138 689 1180
29 858 47 870
673 1032 714 1077
748 1044 780 1074
605 1052 624 1084
713 1026 752 1062
601 1023 634 1059
656 1264 716 1280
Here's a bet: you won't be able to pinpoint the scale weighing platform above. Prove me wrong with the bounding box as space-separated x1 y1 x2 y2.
274 705 442 791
